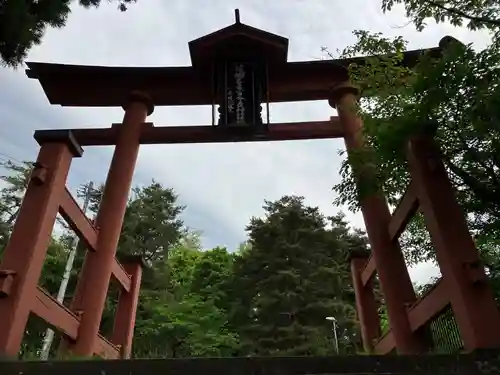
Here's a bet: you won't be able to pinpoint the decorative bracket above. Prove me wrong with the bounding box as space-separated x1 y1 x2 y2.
0 270 16 297
463 260 488 284
31 162 48 185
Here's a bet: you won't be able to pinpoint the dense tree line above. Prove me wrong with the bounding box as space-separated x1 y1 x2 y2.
0 160 367 358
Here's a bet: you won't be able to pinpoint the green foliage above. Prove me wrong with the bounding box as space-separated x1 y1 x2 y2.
0 160 33 248
134 292 239 358
4 0 500 357
0 158 366 358
381 0 500 32
0 0 137 68
119 181 185 263
332 25 500 267
189 247 235 310
325 0 500 346
326 6 500 350
229 196 366 356
379 306 389 335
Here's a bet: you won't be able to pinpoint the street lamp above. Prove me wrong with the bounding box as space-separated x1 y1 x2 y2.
326 316 339 354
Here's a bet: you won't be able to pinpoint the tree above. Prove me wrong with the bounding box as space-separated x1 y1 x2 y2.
229 196 367 356
0 162 236 359
134 291 239 358
0 160 33 250
132 239 240 358
87 180 186 340
118 180 185 263
0 161 370 358
76 181 103 215
0 161 32 214
189 247 235 312
76 179 186 264
328 1 500 314
381 0 500 31
332 23 500 264
0 0 137 68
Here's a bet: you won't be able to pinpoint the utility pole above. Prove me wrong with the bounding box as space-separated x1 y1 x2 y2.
326 316 339 354
40 182 94 360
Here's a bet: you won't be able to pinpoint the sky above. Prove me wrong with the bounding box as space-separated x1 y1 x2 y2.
0 0 491 285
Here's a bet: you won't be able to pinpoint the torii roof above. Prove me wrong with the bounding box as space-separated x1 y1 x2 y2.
25 11 446 108
188 11 289 68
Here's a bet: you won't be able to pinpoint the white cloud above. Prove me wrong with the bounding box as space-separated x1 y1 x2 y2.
0 0 491 284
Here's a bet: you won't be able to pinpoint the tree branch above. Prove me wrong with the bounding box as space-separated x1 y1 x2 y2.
442 156 500 209
423 0 500 27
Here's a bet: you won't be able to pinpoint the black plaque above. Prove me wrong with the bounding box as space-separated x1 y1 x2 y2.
216 62 266 131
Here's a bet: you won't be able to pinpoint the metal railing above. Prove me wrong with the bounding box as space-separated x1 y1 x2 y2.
425 304 463 354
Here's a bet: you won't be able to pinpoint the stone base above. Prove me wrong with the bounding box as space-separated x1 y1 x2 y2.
1 350 499 374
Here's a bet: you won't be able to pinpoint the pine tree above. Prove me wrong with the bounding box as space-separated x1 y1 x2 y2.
0 0 137 68
230 196 367 356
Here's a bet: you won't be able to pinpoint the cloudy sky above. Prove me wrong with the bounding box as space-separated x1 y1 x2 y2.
0 0 491 285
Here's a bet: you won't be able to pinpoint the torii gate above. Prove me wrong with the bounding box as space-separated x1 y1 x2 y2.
0 11 498 359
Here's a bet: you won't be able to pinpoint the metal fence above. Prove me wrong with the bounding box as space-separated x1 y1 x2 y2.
426 304 463 354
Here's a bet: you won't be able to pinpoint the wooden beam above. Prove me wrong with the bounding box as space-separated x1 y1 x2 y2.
25 47 442 107
373 330 396 355
407 278 449 332
388 183 419 242
26 61 346 105
111 260 131 293
32 286 80 340
58 188 131 292
35 120 343 147
94 334 120 359
59 188 98 251
32 287 120 359
360 256 376 287
360 184 419 287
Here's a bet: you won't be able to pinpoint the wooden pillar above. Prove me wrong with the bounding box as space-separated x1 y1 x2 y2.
68 92 153 357
406 135 500 351
350 255 381 353
0 132 81 357
111 256 145 359
329 82 426 354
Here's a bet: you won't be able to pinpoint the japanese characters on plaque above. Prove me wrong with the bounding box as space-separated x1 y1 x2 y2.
218 62 263 128
233 63 246 124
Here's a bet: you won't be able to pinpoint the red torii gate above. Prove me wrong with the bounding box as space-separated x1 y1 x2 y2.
0 13 498 358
